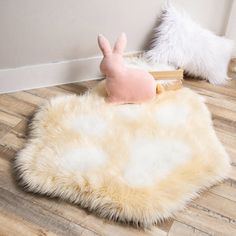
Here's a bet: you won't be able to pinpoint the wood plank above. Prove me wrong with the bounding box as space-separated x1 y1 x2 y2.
0 210 58 236
0 123 11 138
80 80 101 89
213 118 236 139
79 213 167 236
215 128 236 148
209 181 236 202
215 129 236 164
0 132 25 151
80 229 99 236
13 119 30 136
0 157 166 236
0 77 235 235
229 166 236 182
156 219 174 233
27 87 72 99
0 157 99 235
185 80 236 124
206 95 236 113
184 81 236 109
184 79 236 98
203 91 236 112
213 115 236 132
58 83 88 95
0 110 21 127
0 187 96 236
0 94 36 118
207 103 236 122
0 145 16 161
175 205 236 236
192 192 236 220
168 221 209 236
9 91 46 106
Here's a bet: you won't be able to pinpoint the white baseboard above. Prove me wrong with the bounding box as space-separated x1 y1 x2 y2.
0 56 104 94
0 51 142 94
1 53 234 94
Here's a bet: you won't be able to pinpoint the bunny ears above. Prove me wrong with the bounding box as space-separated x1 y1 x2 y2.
98 33 127 56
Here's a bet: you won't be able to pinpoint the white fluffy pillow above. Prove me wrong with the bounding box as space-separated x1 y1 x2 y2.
145 4 234 84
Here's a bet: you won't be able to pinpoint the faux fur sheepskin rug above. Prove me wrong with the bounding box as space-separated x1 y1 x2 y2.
15 81 230 227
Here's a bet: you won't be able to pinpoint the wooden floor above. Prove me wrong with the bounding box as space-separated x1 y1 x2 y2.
0 76 236 236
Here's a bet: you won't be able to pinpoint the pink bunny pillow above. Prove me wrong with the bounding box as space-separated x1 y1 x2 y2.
98 33 156 104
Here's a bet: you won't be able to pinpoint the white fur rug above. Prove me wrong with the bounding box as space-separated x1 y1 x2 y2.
15 81 230 227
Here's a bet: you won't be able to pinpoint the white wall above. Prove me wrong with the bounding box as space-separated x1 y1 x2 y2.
226 0 236 56
0 0 233 69
0 0 234 93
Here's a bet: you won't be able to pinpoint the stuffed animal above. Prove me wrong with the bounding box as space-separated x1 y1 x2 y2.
98 33 156 104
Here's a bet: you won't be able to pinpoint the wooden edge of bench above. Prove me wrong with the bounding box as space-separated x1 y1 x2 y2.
149 69 184 80
156 80 183 93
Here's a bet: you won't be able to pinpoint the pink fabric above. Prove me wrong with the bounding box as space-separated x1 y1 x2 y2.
98 33 156 104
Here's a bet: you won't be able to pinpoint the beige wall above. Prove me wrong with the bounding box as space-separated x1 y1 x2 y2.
0 0 233 70
226 0 236 56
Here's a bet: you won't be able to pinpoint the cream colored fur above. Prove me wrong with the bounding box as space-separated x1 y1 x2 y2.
15 81 230 227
